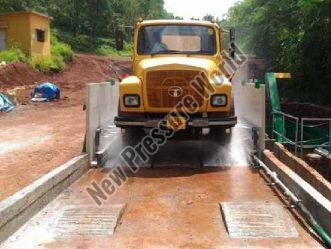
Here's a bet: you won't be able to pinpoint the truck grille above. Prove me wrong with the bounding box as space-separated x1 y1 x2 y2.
146 70 206 108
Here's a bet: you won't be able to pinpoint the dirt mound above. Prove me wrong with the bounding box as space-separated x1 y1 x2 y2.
110 57 133 76
0 62 44 90
49 54 132 89
0 54 132 92
49 54 117 90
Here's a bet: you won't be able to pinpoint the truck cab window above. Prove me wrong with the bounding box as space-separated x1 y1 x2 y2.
137 25 216 55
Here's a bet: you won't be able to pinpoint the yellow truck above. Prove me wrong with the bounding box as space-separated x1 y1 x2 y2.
114 19 237 137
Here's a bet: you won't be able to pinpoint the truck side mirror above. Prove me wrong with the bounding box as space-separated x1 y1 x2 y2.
115 29 124 51
229 28 235 59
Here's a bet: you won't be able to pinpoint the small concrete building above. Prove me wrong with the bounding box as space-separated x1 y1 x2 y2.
0 11 52 57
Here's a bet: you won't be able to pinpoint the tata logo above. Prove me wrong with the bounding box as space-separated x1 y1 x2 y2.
168 86 183 98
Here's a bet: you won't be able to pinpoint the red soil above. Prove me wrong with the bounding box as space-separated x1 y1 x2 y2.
0 54 132 200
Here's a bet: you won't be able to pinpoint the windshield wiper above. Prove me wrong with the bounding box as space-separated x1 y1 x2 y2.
165 50 186 54
150 50 197 56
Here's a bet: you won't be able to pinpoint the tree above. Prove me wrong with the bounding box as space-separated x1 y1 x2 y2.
224 0 331 105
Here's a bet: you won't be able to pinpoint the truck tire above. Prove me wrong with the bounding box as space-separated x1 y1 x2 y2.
210 127 231 143
121 127 144 144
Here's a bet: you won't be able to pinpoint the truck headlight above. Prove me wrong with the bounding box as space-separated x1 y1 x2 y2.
211 94 227 107
124 94 140 107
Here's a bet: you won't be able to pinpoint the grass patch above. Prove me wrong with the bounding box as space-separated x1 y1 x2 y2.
95 43 132 56
30 55 65 73
0 48 26 63
52 42 74 63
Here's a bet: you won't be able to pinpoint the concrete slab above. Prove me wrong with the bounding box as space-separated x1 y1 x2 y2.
55 204 126 236
221 201 299 238
1 166 323 249
0 154 89 243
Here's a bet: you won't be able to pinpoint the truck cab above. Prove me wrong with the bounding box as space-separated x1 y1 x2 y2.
114 19 237 136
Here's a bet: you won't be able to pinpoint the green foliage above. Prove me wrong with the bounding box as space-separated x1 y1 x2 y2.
223 0 331 105
30 55 65 73
95 45 120 56
29 56 54 72
51 42 74 63
95 42 132 56
0 0 175 54
55 30 132 56
51 33 74 63
55 32 95 52
51 55 66 71
0 48 26 63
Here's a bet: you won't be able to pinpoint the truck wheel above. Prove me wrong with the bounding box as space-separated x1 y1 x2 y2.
122 127 144 143
211 127 231 143
193 128 202 139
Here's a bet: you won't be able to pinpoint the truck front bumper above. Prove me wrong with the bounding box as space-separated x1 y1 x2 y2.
114 115 237 129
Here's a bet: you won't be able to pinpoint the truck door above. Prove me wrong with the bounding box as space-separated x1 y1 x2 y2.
0 29 7 51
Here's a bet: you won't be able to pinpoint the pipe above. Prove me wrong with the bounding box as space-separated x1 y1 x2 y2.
252 155 331 247
251 127 331 247
253 156 300 203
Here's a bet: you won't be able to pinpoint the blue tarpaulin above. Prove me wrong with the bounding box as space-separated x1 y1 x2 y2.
31 83 60 102
0 93 14 112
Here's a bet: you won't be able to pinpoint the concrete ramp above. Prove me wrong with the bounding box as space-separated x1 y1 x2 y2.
1 167 322 249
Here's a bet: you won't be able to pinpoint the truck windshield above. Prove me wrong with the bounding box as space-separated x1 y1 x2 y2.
137 25 216 55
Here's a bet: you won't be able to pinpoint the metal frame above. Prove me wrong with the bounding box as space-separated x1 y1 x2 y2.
272 110 299 154
271 111 331 156
86 82 119 166
300 118 331 157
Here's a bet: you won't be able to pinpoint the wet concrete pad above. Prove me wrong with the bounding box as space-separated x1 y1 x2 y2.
221 201 299 238
55 204 126 236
